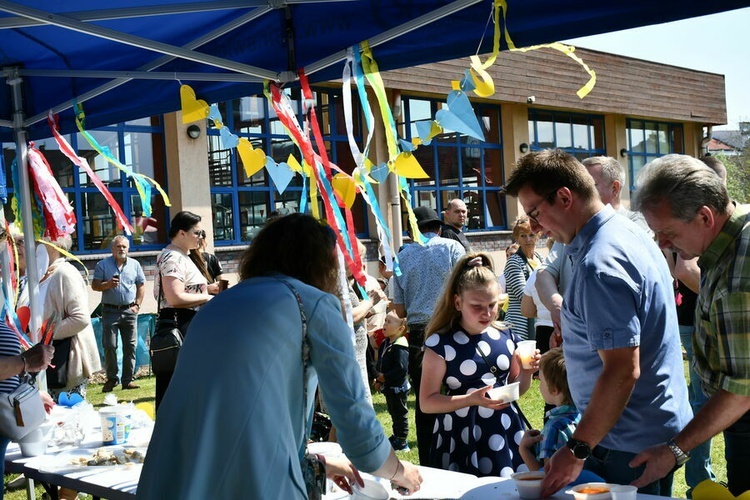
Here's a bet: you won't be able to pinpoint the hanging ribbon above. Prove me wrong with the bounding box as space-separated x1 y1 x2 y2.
73 102 171 217
48 113 133 235
27 144 76 241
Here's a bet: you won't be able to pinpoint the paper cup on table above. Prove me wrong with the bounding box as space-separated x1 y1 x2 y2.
611 485 637 500
18 425 49 457
217 279 229 291
99 406 132 445
516 340 537 369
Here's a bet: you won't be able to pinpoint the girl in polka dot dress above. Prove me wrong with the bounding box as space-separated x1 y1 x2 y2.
421 252 539 477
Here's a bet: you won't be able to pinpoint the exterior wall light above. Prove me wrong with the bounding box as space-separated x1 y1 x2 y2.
519 143 530 154
187 124 201 139
620 148 628 158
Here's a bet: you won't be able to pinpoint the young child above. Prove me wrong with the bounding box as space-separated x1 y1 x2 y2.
375 312 410 451
519 348 580 471
421 252 539 477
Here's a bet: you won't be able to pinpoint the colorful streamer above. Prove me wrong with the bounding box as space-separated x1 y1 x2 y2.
47 113 133 235
73 102 171 217
27 144 76 241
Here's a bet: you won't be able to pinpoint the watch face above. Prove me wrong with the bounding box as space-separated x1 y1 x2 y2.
568 439 591 460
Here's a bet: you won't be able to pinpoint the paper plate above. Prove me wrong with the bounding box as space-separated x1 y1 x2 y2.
38 446 146 472
351 474 389 500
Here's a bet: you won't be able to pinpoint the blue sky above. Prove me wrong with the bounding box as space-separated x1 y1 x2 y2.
563 7 750 131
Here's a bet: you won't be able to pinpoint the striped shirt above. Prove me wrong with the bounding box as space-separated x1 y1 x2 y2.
0 321 21 393
695 203 750 397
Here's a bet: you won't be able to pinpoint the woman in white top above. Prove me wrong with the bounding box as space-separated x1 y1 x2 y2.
153 211 217 412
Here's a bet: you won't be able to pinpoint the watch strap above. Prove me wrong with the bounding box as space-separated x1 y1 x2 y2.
667 438 690 466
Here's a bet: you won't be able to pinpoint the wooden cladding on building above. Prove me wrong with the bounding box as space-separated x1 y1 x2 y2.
380 47 726 125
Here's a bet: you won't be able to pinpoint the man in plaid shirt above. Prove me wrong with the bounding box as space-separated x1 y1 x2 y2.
633 154 750 496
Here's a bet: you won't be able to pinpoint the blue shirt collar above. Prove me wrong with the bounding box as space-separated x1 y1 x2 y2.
566 205 616 261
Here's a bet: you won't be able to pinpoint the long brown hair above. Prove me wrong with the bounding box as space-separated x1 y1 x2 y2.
239 213 338 293
425 252 501 339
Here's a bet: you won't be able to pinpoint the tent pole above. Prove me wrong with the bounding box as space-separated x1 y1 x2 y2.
6 67 42 343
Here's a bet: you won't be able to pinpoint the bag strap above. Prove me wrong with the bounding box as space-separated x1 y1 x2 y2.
273 278 311 461
157 270 179 323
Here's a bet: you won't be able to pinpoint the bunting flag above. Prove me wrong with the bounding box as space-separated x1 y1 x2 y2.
47 113 133 235
73 102 171 217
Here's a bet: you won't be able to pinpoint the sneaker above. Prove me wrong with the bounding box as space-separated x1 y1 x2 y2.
102 380 117 393
390 437 410 452
122 382 140 390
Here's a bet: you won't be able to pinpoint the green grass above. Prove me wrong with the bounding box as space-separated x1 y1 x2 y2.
4 375 727 499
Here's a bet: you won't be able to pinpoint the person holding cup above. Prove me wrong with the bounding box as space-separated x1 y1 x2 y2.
420 252 538 477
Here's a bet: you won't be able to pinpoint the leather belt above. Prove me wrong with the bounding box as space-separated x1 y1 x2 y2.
103 303 136 310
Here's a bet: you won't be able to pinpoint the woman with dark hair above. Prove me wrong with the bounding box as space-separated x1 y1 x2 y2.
138 214 423 499
153 211 213 411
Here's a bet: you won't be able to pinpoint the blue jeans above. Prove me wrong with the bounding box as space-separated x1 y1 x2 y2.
585 445 674 496
102 307 138 386
725 409 750 496
679 325 714 497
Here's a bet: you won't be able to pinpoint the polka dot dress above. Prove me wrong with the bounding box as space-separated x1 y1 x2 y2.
424 326 526 477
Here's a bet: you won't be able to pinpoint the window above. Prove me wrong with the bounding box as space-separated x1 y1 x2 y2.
399 97 505 231
2 117 167 253
207 88 367 244
625 120 684 189
528 110 605 160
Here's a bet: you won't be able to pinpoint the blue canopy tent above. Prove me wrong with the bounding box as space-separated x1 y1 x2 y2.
1 0 749 336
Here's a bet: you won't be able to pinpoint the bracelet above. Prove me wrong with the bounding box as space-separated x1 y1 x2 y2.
389 460 402 480
19 354 27 375
315 453 326 467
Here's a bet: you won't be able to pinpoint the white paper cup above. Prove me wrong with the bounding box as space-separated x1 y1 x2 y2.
516 340 537 369
611 485 638 500
99 407 132 445
18 427 48 457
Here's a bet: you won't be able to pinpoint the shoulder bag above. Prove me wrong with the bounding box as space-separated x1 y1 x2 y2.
45 337 72 389
149 273 184 374
276 279 327 500
0 374 46 441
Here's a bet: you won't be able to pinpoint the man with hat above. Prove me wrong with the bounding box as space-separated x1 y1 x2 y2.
393 205 465 464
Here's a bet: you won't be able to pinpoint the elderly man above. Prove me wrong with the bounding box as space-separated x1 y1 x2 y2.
441 198 471 251
631 154 750 496
393 205 465 466
581 156 650 233
504 150 691 496
92 235 146 392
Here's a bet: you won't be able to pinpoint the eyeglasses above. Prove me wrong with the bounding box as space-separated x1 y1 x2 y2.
526 188 560 225
191 229 206 238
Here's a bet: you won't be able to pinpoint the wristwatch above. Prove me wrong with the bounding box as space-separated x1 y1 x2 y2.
667 438 690 466
566 438 592 460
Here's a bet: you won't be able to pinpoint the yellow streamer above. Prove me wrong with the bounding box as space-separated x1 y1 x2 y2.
496 0 596 98
360 42 399 161
36 239 89 279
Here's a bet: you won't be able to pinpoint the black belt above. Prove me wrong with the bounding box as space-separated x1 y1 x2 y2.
103 303 136 310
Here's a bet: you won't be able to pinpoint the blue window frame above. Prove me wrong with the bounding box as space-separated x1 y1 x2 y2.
528 109 606 160
1 117 167 253
625 119 684 189
399 96 505 231
207 87 367 244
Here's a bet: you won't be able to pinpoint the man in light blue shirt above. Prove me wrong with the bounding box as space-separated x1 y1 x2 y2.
504 150 691 497
92 235 145 392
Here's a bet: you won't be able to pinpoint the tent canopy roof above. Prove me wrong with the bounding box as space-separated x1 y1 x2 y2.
1 0 749 141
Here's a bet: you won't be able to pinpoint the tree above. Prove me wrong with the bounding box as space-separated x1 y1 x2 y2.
715 151 750 203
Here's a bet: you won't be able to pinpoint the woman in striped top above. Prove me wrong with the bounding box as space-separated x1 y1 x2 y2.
503 216 542 341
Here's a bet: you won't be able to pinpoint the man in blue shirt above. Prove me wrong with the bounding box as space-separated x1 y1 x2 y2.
393 206 465 465
92 235 146 392
504 150 691 497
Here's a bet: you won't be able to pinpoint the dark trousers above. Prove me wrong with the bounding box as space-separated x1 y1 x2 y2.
101 307 138 385
725 409 750 496
536 325 556 422
153 308 195 415
407 325 434 466
586 445 674 496
385 389 409 440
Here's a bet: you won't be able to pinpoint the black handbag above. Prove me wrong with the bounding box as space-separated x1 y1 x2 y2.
149 314 184 374
46 337 72 389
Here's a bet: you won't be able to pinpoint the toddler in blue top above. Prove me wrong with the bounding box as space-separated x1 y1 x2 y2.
519 348 580 470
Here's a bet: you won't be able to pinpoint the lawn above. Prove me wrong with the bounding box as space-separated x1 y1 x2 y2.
4 375 726 499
